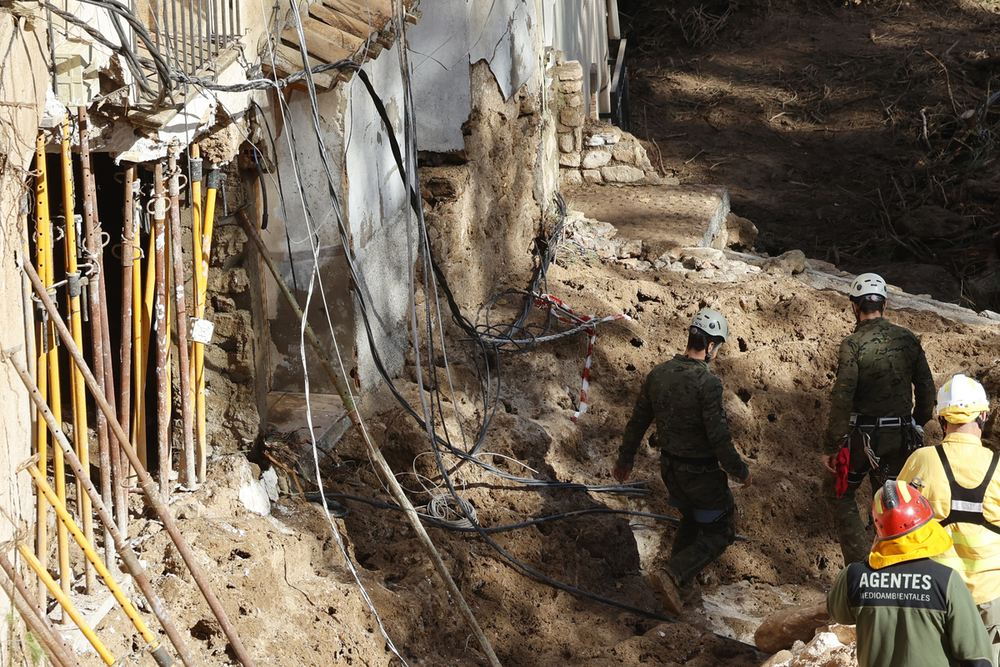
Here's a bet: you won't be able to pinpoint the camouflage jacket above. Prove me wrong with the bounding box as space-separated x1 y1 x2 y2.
823 317 935 455
616 354 749 480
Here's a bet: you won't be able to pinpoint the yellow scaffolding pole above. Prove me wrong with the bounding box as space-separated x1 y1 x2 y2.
60 115 93 593
190 145 206 484
16 543 116 665
23 462 177 667
198 166 219 483
32 131 48 607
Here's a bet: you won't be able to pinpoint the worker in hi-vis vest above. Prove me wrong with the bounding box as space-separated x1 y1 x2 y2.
899 373 1000 666
827 479 992 667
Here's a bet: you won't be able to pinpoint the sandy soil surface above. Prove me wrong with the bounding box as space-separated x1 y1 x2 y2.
68 242 1000 667
53 1 1000 666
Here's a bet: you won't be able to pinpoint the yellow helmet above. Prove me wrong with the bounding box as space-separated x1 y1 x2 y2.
937 373 990 424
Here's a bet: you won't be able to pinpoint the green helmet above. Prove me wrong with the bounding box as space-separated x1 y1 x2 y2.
691 308 730 342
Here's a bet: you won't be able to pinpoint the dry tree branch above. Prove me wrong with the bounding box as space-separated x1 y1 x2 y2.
924 49 959 116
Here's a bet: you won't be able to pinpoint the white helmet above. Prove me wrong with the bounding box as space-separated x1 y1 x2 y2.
937 373 990 424
851 273 888 300
691 308 730 342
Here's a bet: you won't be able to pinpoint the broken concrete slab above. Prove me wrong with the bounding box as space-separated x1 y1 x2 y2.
564 184 730 261
724 249 997 327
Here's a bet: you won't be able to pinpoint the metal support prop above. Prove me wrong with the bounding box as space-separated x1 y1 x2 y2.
81 113 125 533
78 108 114 569
168 145 196 487
119 164 136 533
153 163 170 497
131 171 145 470
189 146 207 484
235 209 502 667
196 166 219 483
60 115 94 592
138 198 158 469
4 346 199 667
44 145 70 616
23 462 177 667
32 131 49 607
19 260 255 667
0 550 80 667
17 542 116 664
18 192 37 497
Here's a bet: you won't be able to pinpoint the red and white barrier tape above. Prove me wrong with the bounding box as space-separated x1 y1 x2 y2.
534 294 630 422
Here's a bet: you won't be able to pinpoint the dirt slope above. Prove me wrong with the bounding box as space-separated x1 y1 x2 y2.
73 235 1000 667
64 1 1000 664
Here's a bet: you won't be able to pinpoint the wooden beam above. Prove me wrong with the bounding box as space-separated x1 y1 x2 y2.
282 16 356 63
320 0 392 31
307 2 373 40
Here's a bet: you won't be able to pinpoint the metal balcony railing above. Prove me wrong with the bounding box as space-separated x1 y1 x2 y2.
142 0 242 77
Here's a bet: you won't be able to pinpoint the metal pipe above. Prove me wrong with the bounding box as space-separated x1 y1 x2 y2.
197 163 218 483
138 203 158 469
17 543 116 664
168 145 195 487
23 463 177 667
60 115 94 593
3 346 200 667
78 108 114 570
31 131 48 607
36 129 70 612
19 260 256 667
120 164 136 537
153 163 170 497
189 146 206 483
18 192 37 490
235 208 502 667
81 128 125 536
0 550 80 667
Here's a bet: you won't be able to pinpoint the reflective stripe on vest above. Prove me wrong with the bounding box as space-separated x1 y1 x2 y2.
935 446 1000 538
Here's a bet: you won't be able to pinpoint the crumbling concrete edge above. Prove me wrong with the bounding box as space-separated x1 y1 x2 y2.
723 250 998 328
701 187 730 248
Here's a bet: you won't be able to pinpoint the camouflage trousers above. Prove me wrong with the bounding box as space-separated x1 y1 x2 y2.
823 426 906 566
979 598 1000 667
661 458 737 587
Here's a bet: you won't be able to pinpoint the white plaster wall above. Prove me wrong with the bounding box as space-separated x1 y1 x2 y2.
262 43 409 397
409 0 610 153
343 44 410 393
408 0 541 153
541 0 611 114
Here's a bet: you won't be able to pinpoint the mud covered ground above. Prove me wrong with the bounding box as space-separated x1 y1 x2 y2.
56 0 1000 665
71 243 1000 667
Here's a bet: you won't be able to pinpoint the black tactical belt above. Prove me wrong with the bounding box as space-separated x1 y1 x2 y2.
664 452 718 465
849 414 904 428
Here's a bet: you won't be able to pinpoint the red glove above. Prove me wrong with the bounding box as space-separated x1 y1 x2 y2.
834 446 851 499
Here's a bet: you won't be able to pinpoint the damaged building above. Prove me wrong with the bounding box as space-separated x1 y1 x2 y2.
0 0 639 664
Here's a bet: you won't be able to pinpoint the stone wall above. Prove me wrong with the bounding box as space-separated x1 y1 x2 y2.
551 55 662 188
0 12 56 667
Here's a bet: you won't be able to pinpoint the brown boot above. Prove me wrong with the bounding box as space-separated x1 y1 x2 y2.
680 581 702 605
651 568 684 617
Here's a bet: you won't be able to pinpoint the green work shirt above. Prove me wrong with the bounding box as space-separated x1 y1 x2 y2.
823 317 935 455
616 354 748 481
828 557 992 667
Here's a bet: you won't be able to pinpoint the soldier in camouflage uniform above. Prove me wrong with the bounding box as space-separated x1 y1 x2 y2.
823 273 935 566
613 308 752 617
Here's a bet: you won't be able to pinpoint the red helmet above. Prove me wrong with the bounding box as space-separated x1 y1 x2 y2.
872 480 934 541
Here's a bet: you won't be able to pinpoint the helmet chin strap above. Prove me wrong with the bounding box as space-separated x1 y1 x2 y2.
705 342 717 362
